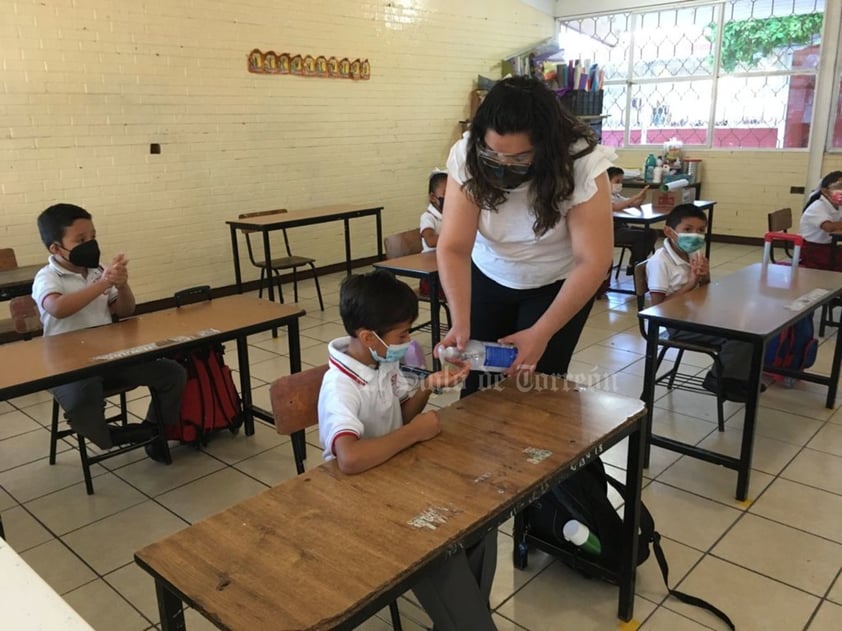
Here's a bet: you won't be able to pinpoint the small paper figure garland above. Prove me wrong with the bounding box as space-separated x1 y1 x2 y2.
248 49 370 80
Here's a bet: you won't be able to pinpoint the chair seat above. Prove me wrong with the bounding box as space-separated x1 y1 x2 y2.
254 255 315 269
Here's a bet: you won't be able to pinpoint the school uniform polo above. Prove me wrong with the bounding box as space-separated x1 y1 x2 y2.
419 204 443 252
32 256 117 336
646 239 691 296
318 336 415 461
799 195 841 244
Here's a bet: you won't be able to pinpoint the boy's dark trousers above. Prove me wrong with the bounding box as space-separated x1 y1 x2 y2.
667 330 752 381
50 358 186 449
411 530 498 631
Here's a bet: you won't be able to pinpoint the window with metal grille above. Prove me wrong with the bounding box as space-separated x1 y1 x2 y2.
558 0 824 149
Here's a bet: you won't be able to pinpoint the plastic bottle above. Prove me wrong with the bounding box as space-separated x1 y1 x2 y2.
644 153 656 183
652 157 663 184
562 520 602 556
439 340 517 373
662 162 671 180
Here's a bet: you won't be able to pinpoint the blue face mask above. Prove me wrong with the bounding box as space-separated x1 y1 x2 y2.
675 233 705 254
369 332 411 363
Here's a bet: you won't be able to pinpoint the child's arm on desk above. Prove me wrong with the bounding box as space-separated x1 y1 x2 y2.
333 416 440 474
42 275 114 319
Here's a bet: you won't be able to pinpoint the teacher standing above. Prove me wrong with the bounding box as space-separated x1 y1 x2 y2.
437 77 616 394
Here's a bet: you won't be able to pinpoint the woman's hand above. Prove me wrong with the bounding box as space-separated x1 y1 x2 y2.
498 327 550 377
436 324 470 357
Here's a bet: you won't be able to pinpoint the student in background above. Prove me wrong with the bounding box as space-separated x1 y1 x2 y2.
798 170 842 271
32 203 186 460
421 169 447 252
609 166 656 275
647 204 760 402
317 270 496 631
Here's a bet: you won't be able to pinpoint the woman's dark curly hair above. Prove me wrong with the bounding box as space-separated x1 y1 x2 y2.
464 76 597 236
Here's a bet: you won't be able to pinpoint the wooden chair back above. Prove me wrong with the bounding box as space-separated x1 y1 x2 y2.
0 248 18 271
270 364 329 474
384 229 422 259
9 296 42 337
767 207 792 233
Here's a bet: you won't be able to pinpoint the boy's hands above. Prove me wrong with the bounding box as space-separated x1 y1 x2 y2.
690 254 710 281
408 410 441 442
423 360 470 391
103 253 129 288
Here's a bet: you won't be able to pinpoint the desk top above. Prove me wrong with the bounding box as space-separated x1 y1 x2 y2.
373 251 438 275
0 295 305 399
0 538 94 630
613 200 715 224
226 204 383 230
135 378 645 631
639 262 842 337
0 263 41 291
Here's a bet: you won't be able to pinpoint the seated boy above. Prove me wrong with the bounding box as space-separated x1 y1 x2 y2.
646 204 760 402
318 269 497 631
32 203 186 460
609 166 657 275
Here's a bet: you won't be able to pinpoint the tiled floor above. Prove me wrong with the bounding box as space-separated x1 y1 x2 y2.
2 241 842 630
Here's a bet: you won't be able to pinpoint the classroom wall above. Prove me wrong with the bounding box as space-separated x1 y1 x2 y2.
0 0 553 301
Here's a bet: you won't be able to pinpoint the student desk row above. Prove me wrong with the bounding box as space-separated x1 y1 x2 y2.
0 295 305 434
639 262 842 501
0 263 41 301
226 203 384 301
135 378 647 630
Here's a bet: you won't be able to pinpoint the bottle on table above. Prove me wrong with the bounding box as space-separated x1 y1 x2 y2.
439 340 517 373
652 157 663 184
644 153 657 183
563 519 602 556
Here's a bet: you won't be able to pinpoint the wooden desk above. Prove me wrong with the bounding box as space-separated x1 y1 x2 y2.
0 296 305 434
0 537 94 630
0 263 41 301
639 263 842 500
135 378 647 630
373 251 443 367
623 177 703 200
226 204 384 300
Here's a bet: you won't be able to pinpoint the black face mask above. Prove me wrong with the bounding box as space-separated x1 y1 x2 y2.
436 196 445 212
482 163 533 190
63 239 101 268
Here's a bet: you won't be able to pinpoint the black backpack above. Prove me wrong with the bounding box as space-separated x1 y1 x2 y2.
522 459 735 630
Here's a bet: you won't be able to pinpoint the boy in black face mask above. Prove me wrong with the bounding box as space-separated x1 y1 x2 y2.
32 203 186 459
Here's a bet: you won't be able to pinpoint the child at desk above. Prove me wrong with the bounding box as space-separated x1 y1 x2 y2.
420 169 447 252
647 204 760 403
32 203 186 461
798 170 842 271
610 167 657 275
318 269 497 631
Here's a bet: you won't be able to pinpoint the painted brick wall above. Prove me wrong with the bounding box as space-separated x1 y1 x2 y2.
1 0 552 301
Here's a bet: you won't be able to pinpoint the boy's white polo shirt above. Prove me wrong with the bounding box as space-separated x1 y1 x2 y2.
420 204 443 252
646 239 691 296
318 336 415 462
31 256 117 336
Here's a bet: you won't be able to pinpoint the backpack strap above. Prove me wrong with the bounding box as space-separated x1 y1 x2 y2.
603 475 736 631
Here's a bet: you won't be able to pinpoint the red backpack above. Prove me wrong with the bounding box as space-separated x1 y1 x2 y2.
169 344 244 445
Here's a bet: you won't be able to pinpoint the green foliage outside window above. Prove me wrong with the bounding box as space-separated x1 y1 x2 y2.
707 13 823 72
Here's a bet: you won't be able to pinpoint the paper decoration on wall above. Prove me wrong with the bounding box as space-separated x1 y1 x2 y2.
247 49 370 79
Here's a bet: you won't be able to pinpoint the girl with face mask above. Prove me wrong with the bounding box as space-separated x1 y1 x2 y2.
798 171 842 271
436 77 616 395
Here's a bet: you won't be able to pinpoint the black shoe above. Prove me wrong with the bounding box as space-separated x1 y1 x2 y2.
144 440 168 463
109 423 156 446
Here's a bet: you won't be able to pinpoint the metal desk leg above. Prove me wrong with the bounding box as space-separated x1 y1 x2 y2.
375 209 384 261
343 217 353 276
156 579 186 631
237 336 255 436
641 321 659 468
287 317 305 460
230 225 243 293
618 422 644 621
262 230 276 303
735 339 764 501
705 205 714 260
429 273 442 371
827 311 842 408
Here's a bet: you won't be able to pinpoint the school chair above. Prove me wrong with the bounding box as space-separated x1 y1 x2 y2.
269 364 405 630
633 263 727 432
9 296 166 495
0 247 17 271
383 228 452 331
238 209 325 311
766 208 794 264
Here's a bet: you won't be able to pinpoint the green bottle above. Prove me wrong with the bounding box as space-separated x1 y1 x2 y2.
563 519 602 556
